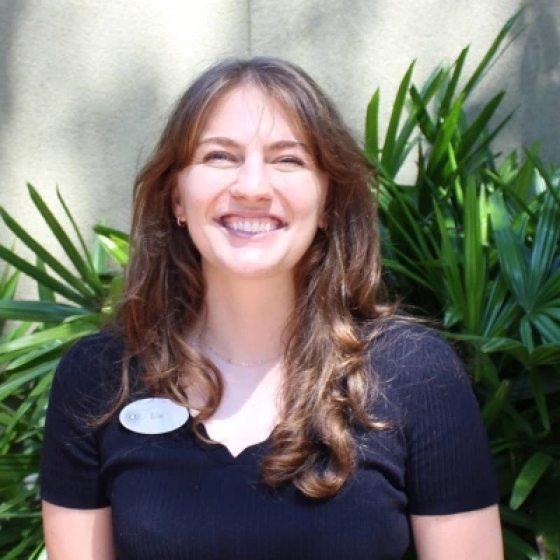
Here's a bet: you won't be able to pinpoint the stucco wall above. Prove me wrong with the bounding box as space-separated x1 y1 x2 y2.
1 0 559 276
1 0 248 247
252 0 560 155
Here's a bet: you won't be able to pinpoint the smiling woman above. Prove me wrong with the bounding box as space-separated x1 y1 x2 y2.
173 85 327 280
40 58 503 560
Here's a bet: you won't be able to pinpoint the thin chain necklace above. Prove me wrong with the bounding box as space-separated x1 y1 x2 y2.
201 335 283 368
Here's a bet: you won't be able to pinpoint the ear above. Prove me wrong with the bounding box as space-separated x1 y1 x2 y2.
171 180 184 221
318 212 327 229
318 174 329 229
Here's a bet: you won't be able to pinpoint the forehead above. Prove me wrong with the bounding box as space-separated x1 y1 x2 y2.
198 84 306 143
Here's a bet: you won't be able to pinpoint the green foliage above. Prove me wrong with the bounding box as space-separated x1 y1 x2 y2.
0 185 128 558
366 11 560 560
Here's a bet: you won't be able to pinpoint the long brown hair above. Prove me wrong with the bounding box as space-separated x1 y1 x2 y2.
114 57 395 498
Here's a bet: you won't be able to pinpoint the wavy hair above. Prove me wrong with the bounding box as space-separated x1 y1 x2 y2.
113 57 395 498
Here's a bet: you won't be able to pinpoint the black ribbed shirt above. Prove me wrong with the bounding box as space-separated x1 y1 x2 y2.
40 324 497 559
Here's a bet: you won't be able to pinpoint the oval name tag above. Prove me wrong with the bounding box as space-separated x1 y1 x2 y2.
119 398 189 435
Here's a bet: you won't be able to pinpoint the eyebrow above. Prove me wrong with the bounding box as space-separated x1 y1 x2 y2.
197 136 311 153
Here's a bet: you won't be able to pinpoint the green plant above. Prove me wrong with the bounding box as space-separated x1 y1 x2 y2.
0 185 128 559
365 11 559 560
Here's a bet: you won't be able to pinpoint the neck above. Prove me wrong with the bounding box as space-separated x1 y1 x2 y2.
199 268 295 366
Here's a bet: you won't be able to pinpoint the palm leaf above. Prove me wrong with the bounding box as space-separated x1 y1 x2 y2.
27 184 103 296
0 208 95 300
0 245 91 307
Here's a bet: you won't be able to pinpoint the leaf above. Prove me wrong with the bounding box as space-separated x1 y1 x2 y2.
533 475 560 556
364 89 380 163
502 527 540 560
0 208 95 300
0 455 38 481
93 224 129 242
531 313 560 345
95 235 129 266
0 372 52 445
0 244 92 307
528 188 560 290
0 301 89 323
394 68 444 159
36 259 55 304
434 204 465 321
0 267 19 300
91 231 108 275
0 359 59 401
462 9 525 99
463 178 486 333
27 184 104 296
509 452 554 510
439 46 468 118
489 191 528 308
0 319 98 357
520 316 534 352
56 186 97 276
4 343 63 372
525 149 560 206
499 505 535 531
426 94 464 177
528 370 550 433
409 85 436 140
456 92 505 162
381 61 415 177
535 269 560 306
482 380 510 428
527 344 560 367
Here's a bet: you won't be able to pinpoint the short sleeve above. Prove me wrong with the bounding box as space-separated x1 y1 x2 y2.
40 331 123 509
373 325 498 515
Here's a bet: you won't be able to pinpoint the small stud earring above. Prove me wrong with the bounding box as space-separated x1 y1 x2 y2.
177 217 186 227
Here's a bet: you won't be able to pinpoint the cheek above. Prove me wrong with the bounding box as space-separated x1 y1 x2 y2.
290 176 327 220
176 174 213 217
179 168 236 213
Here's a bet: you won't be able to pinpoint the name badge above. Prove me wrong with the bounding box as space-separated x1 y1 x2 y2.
119 398 189 434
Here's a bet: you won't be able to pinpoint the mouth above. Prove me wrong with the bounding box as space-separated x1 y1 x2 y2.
217 215 287 236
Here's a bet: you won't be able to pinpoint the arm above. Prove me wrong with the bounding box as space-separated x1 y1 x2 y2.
40 336 125 558
411 505 503 560
379 329 502 557
42 501 115 560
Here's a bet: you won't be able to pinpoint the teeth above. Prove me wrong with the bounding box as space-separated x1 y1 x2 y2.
222 218 283 233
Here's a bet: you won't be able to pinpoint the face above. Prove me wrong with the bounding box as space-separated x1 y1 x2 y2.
172 85 328 282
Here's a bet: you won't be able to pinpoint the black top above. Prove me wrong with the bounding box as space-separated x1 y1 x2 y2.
40 324 498 560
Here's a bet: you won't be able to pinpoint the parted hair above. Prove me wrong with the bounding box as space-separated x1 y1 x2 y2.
114 57 395 498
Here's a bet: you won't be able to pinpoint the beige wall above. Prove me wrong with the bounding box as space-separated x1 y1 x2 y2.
1 0 558 267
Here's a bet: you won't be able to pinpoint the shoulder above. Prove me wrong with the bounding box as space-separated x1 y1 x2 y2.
61 327 125 366
366 320 468 391
364 322 498 514
364 320 476 424
51 328 126 416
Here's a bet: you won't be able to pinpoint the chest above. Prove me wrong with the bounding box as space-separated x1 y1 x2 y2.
99 418 410 560
188 363 283 458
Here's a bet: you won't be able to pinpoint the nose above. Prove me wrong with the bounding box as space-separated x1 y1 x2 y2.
229 155 273 201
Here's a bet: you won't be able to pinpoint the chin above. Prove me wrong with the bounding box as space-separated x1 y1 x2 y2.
205 258 292 282
226 265 287 280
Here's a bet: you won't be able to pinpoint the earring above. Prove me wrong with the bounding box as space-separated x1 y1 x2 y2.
177 217 186 227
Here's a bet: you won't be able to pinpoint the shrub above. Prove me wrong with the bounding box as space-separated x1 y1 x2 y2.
0 186 128 558
366 11 560 559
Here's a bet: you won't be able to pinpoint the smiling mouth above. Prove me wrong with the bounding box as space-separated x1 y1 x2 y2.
218 216 287 234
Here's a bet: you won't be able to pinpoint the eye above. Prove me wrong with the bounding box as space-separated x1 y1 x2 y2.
203 151 238 166
274 155 305 167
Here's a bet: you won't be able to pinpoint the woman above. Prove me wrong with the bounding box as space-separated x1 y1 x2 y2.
40 58 502 559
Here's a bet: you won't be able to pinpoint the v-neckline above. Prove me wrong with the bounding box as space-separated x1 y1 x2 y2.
192 418 273 462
